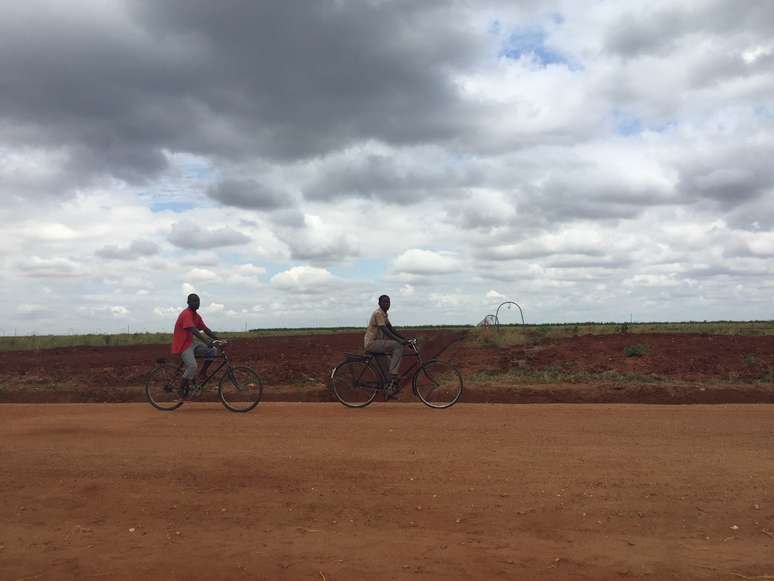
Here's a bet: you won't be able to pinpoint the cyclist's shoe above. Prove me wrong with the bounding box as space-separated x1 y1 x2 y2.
177 378 191 399
385 379 401 400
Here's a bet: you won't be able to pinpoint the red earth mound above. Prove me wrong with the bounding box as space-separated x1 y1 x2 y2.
1 331 773 404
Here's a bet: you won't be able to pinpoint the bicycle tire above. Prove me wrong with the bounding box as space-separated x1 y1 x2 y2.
145 363 185 411
413 360 463 409
330 360 379 408
218 366 262 412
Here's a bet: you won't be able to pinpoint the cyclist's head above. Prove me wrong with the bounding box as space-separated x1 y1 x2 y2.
187 293 200 311
378 294 390 311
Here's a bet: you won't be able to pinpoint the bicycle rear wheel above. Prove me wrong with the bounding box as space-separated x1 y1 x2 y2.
413 360 463 409
145 364 185 411
218 366 262 412
330 360 379 408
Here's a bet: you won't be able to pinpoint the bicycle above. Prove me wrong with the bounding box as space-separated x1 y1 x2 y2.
145 340 262 412
329 338 463 409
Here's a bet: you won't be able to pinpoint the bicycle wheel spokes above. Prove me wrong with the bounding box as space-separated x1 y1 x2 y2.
218 366 262 412
145 364 185 411
413 360 463 409
331 360 379 408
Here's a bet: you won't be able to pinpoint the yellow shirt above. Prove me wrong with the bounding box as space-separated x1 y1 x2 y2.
364 308 389 350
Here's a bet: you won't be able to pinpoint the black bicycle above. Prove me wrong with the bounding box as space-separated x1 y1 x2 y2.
145 340 262 412
329 338 463 409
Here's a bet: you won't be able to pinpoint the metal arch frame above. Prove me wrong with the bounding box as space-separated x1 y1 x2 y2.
494 301 525 328
477 314 497 327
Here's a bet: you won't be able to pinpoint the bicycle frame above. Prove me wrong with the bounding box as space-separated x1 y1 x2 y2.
365 341 426 388
173 350 232 389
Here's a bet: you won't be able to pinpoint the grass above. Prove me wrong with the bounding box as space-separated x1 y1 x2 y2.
0 324 472 353
624 345 645 357
469 320 774 349
464 367 665 386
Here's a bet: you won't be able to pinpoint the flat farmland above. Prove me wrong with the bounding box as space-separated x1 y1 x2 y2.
2 330 774 404
1 403 773 580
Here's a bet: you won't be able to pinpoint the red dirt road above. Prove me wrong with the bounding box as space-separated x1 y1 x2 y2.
1 403 773 580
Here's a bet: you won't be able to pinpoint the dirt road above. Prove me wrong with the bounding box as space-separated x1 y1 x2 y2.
1 403 773 580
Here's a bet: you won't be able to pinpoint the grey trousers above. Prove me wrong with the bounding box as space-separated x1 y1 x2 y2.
181 343 219 379
366 340 403 377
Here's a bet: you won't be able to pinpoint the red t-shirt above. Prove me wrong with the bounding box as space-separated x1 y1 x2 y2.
171 308 206 354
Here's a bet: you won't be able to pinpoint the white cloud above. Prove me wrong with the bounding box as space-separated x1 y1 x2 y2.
186 268 218 282
153 306 179 317
486 290 506 300
392 249 462 275
270 266 340 294
109 306 130 318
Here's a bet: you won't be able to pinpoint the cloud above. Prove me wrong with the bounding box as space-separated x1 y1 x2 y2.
168 222 250 249
4 2 774 331
207 178 293 210
16 304 51 319
270 266 341 294
154 306 179 317
185 268 218 282
392 249 462 275
109 305 130 318
95 239 159 260
17 257 85 278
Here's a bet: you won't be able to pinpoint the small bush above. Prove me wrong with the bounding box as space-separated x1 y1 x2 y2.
743 354 756 366
624 345 645 357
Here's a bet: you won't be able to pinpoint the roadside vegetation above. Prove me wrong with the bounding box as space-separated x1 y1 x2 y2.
469 320 774 349
0 324 471 352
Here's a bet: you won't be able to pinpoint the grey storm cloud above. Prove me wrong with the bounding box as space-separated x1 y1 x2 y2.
207 179 292 210
0 0 487 192
96 239 160 260
304 152 481 204
677 143 774 207
168 222 250 249
604 1 774 58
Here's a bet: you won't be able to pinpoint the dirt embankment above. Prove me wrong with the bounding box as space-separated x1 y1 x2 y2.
1 331 773 404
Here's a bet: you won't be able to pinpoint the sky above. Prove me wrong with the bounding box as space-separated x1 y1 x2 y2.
2 0 774 334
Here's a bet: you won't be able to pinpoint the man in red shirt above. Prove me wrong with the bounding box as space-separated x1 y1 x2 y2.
172 293 220 396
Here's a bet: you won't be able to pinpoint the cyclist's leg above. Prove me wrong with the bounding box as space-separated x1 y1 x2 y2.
193 343 218 378
367 340 403 394
179 344 198 394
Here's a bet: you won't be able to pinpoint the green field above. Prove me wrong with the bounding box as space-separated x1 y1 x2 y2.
1 321 773 352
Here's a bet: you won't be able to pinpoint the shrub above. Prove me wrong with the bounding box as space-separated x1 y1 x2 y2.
624 345 645 357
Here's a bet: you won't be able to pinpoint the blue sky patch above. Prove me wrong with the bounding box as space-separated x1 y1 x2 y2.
500 27 572 68
150 201 195 213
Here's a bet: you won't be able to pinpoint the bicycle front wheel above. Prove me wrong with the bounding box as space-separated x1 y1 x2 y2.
145 364 185 411
413 360 463 409
218 366 262 412
330 360 379 408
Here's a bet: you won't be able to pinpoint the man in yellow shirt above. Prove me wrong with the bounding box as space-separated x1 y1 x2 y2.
364 294 408 399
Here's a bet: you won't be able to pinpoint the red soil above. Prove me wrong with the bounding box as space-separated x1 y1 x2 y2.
1 331 773 404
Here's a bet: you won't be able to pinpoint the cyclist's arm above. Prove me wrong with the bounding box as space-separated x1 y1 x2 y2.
202 325 219 341
186 326 216 346
381 323 407 344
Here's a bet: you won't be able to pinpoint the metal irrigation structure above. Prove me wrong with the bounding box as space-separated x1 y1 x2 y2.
476 301 525 329
477 314 498 327
495 301 525 328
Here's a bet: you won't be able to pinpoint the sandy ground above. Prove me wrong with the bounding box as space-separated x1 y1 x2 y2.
1 403 773 581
